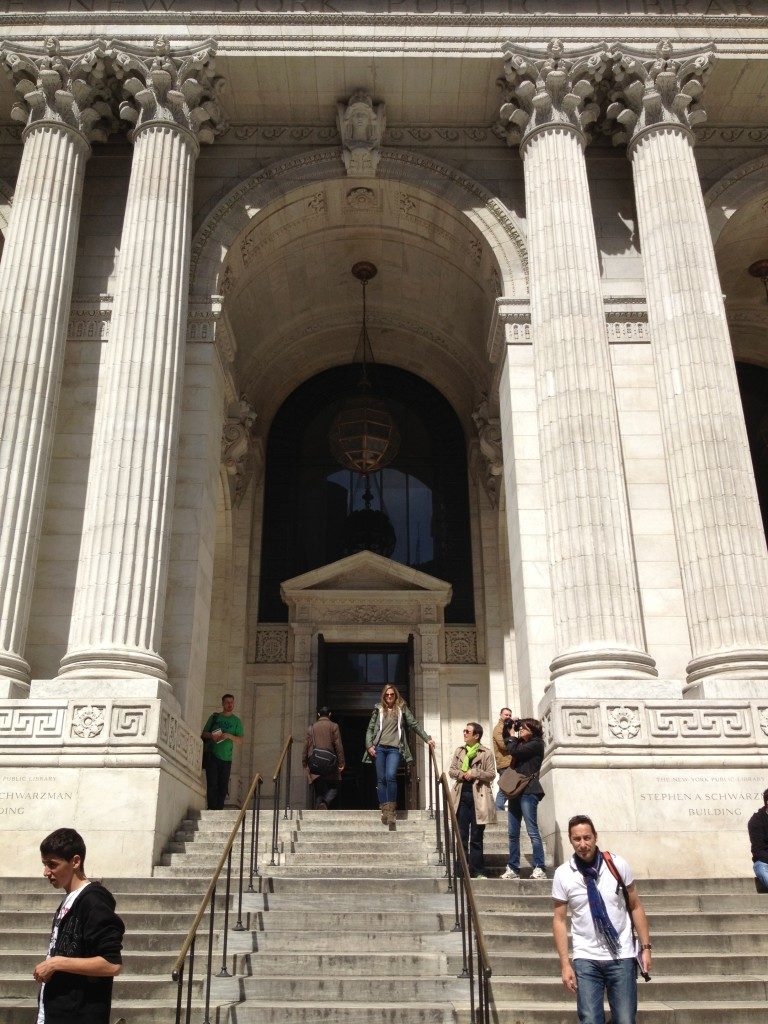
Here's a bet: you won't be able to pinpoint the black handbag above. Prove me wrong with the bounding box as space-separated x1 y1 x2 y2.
307 725 338 775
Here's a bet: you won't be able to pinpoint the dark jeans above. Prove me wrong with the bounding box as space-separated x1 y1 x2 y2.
573 957 637 1024
374 744 401 804
313 777 339 809
205 755 232 810
457 782 485 876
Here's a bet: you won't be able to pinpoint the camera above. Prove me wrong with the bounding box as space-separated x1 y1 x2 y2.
502 717 523 737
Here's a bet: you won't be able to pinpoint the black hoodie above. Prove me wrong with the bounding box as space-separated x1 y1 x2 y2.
41 881 124 1024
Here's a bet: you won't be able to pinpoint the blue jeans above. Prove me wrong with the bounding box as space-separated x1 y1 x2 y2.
573 957 637 1024
495 787 507 811
754 860 768 890
374 745 401 804
507 791 545 870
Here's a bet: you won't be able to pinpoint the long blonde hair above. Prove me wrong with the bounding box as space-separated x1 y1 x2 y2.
380 684 405 716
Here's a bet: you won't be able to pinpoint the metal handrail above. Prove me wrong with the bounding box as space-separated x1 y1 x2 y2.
270 735 293 864
171 767 264 1024
428 746 493 1024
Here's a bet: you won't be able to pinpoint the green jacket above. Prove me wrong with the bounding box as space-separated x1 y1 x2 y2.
362 703 431 764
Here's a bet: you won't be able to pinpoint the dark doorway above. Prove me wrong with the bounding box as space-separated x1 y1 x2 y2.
318 637 413 810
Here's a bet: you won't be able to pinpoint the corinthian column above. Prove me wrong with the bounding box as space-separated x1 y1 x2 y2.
59 39 225 694
499 40 656 686
0 40 113 695
610 41 768 695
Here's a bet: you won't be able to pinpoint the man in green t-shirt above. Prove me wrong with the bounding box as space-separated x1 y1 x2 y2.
201 694 244 810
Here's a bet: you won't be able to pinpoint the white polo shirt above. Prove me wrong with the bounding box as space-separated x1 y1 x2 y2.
551 853 636 961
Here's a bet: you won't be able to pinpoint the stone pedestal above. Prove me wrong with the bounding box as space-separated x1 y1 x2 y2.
0 697 204 875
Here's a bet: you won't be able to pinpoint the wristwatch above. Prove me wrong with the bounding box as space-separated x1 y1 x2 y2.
641 943 652 950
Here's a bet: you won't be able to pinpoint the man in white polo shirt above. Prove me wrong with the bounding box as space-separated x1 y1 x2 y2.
551 815 652 1024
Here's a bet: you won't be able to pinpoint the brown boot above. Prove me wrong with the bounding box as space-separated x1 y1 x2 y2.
386 802 397 828
380 802 388 825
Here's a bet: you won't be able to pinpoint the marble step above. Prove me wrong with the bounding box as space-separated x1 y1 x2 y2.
462 1002 768 1024
486 975 768 1003
484 929 768 954
487 951 768 977
238 974 468 1001
219 1001 457 1023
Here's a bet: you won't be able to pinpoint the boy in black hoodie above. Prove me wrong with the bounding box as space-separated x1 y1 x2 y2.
35 828 124 1024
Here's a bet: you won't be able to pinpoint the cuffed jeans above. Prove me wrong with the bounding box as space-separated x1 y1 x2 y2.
507 791 545 871
573 957 637 1024
374 744 401 804
754 860 768 889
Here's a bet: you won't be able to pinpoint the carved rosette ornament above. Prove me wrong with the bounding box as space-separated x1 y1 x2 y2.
112 35 226 147
471 395 503 508
607 40 714 149
222 397 259 507
498 39 608 151
337 91 386 177
1 37 116 143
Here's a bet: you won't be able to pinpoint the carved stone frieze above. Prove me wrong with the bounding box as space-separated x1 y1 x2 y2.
254 626 290 663
318 599 418 624
444 627 478 664
695 125 768 147
546 700 767 757
67 296 112 342
498 39 609 150
0 700 201 776
337 91 386 178
112 36 226 146
471 395 504 508
0 37 117 143
608 40 715 148
221 396 260 507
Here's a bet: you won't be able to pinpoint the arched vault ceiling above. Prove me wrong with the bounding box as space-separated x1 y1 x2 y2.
223 176 498 428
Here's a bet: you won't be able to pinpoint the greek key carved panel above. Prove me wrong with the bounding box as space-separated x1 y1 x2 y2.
0 706 65 740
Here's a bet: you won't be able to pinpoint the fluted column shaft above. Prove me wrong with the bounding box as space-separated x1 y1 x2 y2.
61 124 196 679
630 127 768 682
524 127 653 679
0 123 88 687
500 41 655 682
611 41 768 688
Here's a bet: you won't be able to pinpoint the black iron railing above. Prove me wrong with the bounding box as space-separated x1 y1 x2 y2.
172 735 294 1023
428 746 492 1024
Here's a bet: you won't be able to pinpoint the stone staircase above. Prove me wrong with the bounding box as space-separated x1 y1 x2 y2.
1 810 764 1023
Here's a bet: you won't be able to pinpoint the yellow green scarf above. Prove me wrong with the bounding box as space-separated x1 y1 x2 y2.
461 742 480 773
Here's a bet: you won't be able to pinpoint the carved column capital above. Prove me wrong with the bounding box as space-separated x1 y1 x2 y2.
0 36 117 146
498 39 608 152
222 397 260 507
607 40 715 152
336 91 386 177
112 35 226 149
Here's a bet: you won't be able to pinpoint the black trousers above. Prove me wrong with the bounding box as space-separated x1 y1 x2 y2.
457 782 486 876
205 755 232 810
312 777 339 809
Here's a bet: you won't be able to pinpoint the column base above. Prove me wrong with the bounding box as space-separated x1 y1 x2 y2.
0 651 31 689
686 648 768 687
542 676 683 706
549 647 658 681
0 678 30 698
684 678 768 699
58 646 168 681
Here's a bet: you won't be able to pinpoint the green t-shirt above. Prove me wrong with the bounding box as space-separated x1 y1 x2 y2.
203 713 244 763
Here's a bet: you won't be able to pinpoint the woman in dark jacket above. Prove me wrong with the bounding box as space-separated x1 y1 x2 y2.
500 717 547 880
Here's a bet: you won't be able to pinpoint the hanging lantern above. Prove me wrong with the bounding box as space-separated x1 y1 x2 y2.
328 262 400 473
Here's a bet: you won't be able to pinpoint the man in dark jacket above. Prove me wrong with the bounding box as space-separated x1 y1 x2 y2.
35 827 124 1024
748 786 768 891
303 706 346 809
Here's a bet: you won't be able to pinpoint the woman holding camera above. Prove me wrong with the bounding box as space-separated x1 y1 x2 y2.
501 717 547 880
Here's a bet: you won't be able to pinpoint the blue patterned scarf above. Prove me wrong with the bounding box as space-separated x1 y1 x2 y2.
573 850 621 957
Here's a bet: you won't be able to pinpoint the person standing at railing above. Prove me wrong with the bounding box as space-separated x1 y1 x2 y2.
492 706 513 810
303 706 346 810
201 693 244 810
363 684 435 828
501 716 547 880
448 722 497 880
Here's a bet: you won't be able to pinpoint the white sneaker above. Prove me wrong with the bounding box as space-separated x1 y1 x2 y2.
531 867 547 880
500 867 520 880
